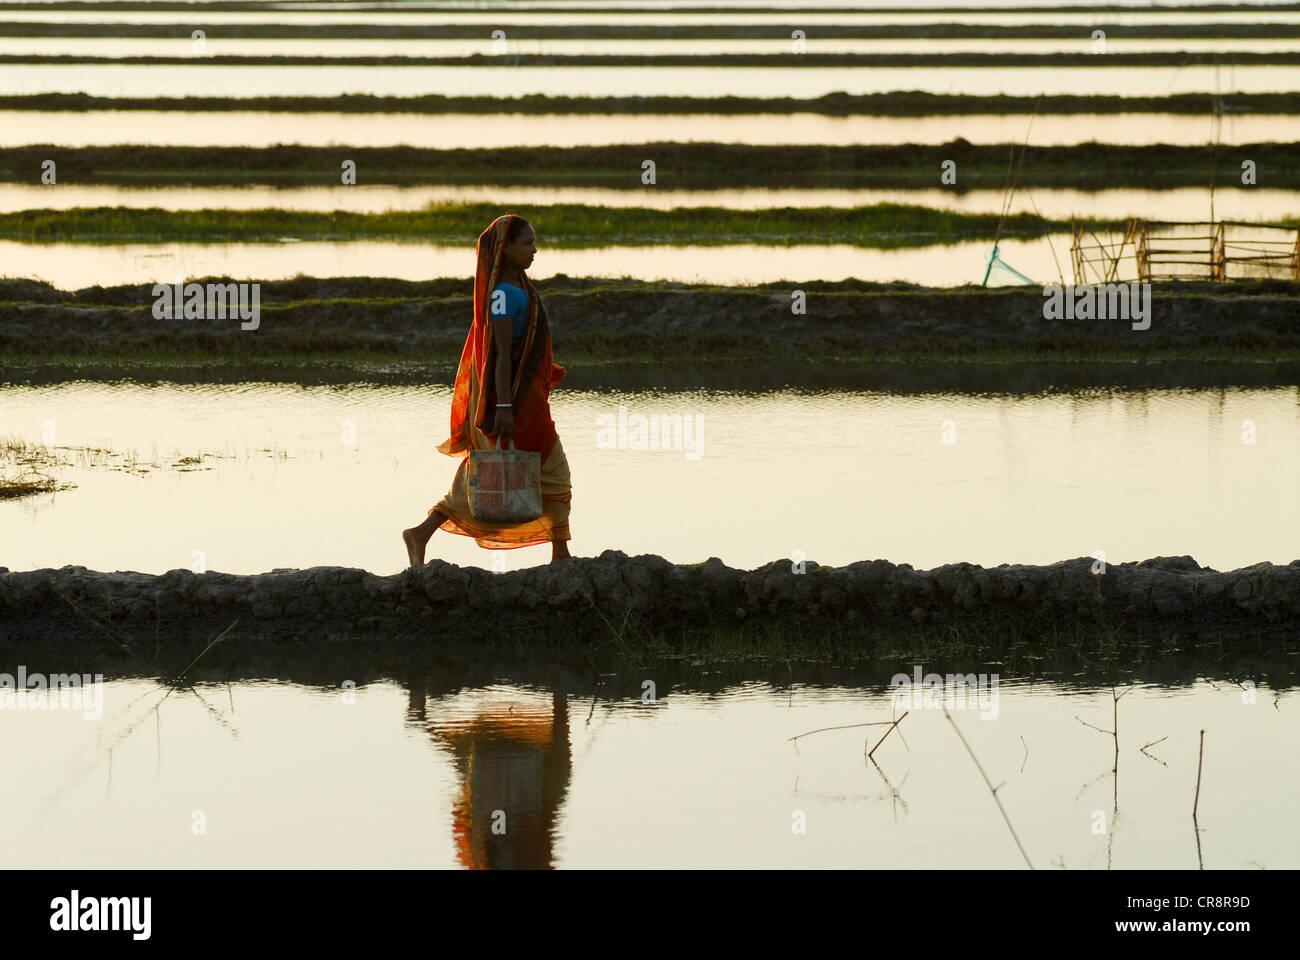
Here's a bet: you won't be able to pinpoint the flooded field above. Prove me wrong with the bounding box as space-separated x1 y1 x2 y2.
1 669 1294 869
5 63 1295 98
6 9 1300 27
4 0 1298 884
3 380 1298 576
7 37 1300 57
3 182 1293 222
0 235 1073 288
2 109 1289 148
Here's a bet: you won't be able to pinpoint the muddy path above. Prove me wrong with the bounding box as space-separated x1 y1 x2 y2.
3 278 1298 366
4 553 1298 656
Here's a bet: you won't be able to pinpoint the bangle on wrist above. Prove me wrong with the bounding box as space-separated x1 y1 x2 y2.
496 402 513 407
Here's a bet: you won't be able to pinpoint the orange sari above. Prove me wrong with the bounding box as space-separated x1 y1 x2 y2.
431 214 571 548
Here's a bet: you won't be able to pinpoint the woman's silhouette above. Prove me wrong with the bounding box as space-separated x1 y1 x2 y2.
403 214 573 565
414 687 573 870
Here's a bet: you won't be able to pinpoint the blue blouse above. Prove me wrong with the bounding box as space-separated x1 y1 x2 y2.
489 282 529 339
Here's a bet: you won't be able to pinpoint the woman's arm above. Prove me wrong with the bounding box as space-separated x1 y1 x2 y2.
490 309 514 436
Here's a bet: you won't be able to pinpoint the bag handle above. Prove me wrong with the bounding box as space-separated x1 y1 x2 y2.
494 434 515 451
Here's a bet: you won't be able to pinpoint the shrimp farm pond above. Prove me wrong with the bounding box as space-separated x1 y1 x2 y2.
1 0 1297 888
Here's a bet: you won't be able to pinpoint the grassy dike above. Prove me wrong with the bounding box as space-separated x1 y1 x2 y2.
4 143 1299 189
3 277 1298 370
0 203 1114 246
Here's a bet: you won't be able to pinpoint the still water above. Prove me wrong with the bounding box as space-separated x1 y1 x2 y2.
3 63 1294 98
1 109 1286 148
7 37 1300 57
1 672 1293 868
0 236 1088 288
5 10 1300 27
3 381 1297 575
1 183 1291 222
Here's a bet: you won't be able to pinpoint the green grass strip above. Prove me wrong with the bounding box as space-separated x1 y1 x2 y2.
0 203 1123 245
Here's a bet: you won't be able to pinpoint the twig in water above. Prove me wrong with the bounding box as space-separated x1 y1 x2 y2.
866 711 909 760
1140 735 1169 765
892 705 911 753
1108 683 1132 809
1193 729 1205 819
181 683 238 736
1192 729 1206 869
869 758 910 822
158 619 239 705
1019 735 1029 773
1075 715 1112 736
944 705 1034 869
1075 682 1133 802
787 720 894 745
1074 766 1113 802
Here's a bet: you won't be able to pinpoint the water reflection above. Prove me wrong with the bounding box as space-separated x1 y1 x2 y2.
3 109 1291 149
7 37 1300 57
3 182 1293 223
11 355 1300 395
0 236 1069 288
5 9 1300 27
1 656 1293 869
3 63 1295 98
3 380 1299 575
410 682 571 869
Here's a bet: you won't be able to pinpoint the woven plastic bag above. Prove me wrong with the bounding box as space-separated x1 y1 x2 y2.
467 435 542 523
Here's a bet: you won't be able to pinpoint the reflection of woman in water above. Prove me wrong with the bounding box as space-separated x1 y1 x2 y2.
403 213 572 566
413 688 572 870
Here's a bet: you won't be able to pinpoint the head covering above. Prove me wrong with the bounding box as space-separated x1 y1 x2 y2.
437 213 566 461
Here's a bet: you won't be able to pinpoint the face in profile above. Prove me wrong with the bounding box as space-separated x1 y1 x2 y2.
502 223 537 273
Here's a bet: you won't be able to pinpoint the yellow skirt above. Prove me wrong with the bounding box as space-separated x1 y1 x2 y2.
431 437 572 549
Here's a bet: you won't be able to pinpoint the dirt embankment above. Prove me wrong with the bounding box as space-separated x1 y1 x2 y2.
5 143 1300 189
7 91 1300 116
3 553 1298 648
2 278 1298 362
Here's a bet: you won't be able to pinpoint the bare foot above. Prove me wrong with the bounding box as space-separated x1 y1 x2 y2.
402 528 427 567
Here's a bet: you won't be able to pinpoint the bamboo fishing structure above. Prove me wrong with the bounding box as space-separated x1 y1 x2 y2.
1071 219 1299 284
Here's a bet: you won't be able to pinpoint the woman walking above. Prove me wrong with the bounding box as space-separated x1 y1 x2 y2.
403 213 573 566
